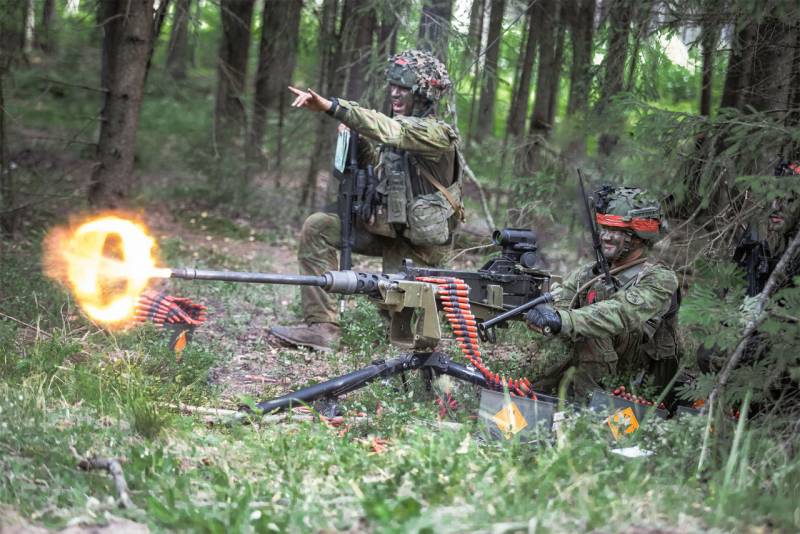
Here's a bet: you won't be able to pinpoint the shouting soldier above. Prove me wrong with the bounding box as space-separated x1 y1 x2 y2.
271 50 464 352
525 186 681 399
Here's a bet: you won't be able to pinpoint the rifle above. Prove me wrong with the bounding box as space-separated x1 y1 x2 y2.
577 169 617 290
732 224 770 297
169 228 552 412
334 129 376 271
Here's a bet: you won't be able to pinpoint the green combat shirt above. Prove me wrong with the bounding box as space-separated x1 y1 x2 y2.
554 261 679 341
330 98 459 194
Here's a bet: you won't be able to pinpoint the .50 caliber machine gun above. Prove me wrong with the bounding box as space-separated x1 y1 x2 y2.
169 228 554 413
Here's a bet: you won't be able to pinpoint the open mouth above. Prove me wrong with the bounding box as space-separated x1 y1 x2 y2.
769 216 785 225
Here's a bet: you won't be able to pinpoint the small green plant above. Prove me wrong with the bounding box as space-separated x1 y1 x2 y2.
340 300 389 355
126 394 171 440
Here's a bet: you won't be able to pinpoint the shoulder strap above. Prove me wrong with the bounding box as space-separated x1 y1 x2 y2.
416 164 465 222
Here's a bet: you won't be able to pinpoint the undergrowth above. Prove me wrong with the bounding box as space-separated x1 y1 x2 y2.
3 230 799 532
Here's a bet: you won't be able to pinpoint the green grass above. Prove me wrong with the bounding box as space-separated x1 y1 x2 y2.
3 232 799 532
3 41 799 531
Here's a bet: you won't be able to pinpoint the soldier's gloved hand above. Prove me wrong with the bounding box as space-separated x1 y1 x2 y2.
525 304 561 336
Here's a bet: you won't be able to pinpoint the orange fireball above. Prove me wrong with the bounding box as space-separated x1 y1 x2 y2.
44 215 170 325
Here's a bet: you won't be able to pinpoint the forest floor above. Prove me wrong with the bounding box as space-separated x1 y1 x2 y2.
2 184 798 533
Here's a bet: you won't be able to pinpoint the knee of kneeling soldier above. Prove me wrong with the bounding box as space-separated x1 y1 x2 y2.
300 212 339 247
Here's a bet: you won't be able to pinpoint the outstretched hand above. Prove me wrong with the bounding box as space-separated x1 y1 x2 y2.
288 86 332 113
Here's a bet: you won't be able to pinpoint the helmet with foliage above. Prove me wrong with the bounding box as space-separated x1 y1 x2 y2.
593 186 664 241
386 49 452 103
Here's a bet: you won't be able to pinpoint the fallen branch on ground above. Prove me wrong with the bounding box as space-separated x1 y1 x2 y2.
69 446 134 509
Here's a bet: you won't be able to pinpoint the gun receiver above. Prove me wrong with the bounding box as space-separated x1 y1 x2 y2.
169 228 550 349
170 228 553 414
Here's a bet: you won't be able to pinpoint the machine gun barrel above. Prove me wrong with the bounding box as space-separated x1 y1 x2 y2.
170 268 327 286
169 268 395 297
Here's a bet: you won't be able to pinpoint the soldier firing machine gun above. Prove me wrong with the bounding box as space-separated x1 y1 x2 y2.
169 229 555 414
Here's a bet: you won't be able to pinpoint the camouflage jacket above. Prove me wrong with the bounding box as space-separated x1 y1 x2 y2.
330 98 459 195
553 260 679 347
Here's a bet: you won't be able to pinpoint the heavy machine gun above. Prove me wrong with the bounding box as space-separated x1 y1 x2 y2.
169 228 553 413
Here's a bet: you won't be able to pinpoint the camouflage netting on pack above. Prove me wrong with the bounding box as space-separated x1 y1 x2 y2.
386 49 452 102
593 186 664 241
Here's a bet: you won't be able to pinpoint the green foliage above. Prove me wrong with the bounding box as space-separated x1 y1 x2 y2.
340 299 389 355
3 2 800 531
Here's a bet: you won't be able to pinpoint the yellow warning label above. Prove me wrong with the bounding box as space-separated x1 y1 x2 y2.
607 407 639 440
492 402 528 439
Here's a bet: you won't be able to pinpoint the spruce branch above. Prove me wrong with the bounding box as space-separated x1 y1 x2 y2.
697 223 800 472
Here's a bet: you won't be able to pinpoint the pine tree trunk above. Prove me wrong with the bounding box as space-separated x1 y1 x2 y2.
699 20 717 117
466 0 485 145
566 0 595 116
546 7 566 127
379 3 401 113
0 69 13 236
342 0 376 102
1 0 26 68
624 2 650 93
596 0 630 157
250 0 303 178
22 0 33 56
524 0 560 173
720 21 753 110
88 0 157 208
496 6 536 210
740 16 796 114
166 0 191 80
786 28 800 130
301 0 339 211
418 0 452 62
507 5 536 139
475 0 505 143
145 0 171 83
213 0 254 156
35 0 56 53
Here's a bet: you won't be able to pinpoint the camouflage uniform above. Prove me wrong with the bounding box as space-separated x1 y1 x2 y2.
528 186 680 399
299 68 460 325
533 261 680 398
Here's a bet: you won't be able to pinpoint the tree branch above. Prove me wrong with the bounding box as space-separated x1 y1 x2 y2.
697 223 800 472
70 446 134 509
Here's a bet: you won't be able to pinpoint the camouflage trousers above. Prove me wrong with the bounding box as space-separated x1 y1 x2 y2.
299 212 450 324
532 330 678 400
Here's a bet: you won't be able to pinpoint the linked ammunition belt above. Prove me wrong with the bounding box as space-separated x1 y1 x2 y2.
416 276 539 400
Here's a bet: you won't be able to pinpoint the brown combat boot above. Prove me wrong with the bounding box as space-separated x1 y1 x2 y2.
270 322 340 352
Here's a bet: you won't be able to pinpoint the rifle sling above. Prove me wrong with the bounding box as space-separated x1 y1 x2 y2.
415 164 464 221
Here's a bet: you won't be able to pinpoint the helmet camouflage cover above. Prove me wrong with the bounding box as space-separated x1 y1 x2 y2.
386 49 452 102
593 186 664 241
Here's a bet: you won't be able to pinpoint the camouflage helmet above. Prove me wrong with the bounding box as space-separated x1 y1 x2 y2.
386 49 452 102
593 186 664 241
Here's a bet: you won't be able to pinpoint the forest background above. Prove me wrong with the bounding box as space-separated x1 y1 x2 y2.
1 0 799 532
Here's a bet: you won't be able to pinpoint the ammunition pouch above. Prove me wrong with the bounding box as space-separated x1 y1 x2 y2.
406 180 462 246
384 151 409 225
363 205 398 238
369 146 465 246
